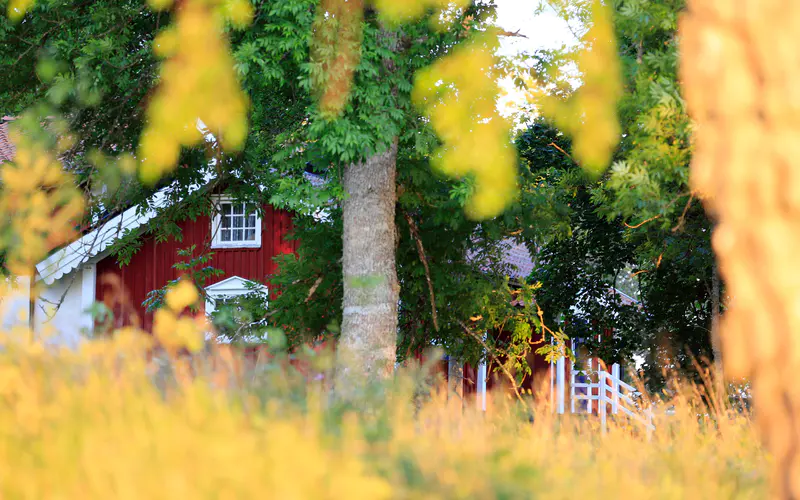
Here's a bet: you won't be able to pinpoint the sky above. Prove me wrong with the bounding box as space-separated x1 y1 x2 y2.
493 0 577 116
495 0 576 57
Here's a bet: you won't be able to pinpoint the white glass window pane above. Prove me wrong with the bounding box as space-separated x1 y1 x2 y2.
233 215 243 229
222 215 231 228
233 203 244 215
247 214 256 228
222 203 232 215
245 228 255 240
221 229 231 242
233 229 244 241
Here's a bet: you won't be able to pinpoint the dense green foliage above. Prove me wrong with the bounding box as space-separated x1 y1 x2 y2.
522 0 720 388
267 146 568 370
0 0 722 388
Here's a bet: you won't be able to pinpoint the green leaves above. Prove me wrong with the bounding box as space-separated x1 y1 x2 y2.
142 245 223 313
527 0 715 390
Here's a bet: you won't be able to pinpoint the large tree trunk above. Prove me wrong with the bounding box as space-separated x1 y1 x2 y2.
334 141 399 397
682 3 800 497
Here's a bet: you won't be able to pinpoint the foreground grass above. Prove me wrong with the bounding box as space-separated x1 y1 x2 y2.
0 333 768 499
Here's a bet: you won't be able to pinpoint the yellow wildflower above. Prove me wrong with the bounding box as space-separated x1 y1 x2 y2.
165 280 199 313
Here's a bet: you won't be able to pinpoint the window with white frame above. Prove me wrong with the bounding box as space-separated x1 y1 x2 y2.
211 198 261 249
204 276 269 344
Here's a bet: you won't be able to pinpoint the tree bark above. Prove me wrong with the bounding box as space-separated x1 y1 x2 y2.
334 140 399 397
682 3 800 497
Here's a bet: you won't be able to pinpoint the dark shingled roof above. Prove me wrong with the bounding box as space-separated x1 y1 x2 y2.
501 240 535 279
0 117 16 164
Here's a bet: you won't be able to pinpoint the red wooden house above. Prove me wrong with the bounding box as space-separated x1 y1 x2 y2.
28 168 306 346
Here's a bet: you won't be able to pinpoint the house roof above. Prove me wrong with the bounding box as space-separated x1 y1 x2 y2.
0 117 17 164
501 240 535 279
497 240 641 304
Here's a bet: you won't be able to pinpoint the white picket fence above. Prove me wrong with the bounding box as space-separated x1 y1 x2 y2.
552 356 655 434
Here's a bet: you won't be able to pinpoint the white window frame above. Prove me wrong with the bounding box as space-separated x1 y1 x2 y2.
210 196 262 249
204 276 268 316
204 276 269 344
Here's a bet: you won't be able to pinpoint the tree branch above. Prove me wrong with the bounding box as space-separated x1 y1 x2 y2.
458 319 524 405
624 214 662 229
404 212 439 331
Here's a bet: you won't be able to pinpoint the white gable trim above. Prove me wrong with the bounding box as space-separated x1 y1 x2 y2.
35 171 214 285
204 276 268 315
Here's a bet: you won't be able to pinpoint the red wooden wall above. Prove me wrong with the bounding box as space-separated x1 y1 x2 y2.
96 203 297 331
484 329 553 398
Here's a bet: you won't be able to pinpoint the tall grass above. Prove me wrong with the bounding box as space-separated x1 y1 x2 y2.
0 332 768 499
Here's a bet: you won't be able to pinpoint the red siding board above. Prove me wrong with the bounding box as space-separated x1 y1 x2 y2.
96 204 296 331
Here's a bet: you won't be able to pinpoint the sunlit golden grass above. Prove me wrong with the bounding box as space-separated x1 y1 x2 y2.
0 328 768 499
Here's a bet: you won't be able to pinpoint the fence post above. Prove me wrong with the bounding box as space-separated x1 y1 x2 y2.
587 358 593 414
611 363 620 415
556 355 565 414
570 355 576 414
599 372 607 434
477 359 487 412
550 338 555 413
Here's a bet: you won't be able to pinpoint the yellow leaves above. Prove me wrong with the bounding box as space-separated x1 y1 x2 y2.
539 0 622 177
217 0 254 28
154 279 205 354
372 0 469 24
154 308 206 354
311 0 365 120
413 31 518 220
146 0 174 11
6 0 34 21
139 0 252 185
166 279 199 312
153 27 180 58
0 134 84 276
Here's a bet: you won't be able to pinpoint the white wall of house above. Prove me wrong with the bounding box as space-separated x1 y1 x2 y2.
1 275 30 331
32 264 96 349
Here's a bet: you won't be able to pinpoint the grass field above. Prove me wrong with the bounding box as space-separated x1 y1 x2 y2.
0 330 769 499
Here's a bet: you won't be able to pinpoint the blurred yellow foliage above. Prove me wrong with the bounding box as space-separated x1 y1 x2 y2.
0 327 769 498
6 0 34 21
372 0 469 24
0 133 84 277
139 0 252 184
539 0 622 177
154 280 206 354
681 0 800 496
311 0 365 119
165 279 200 312
413 31 518 219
